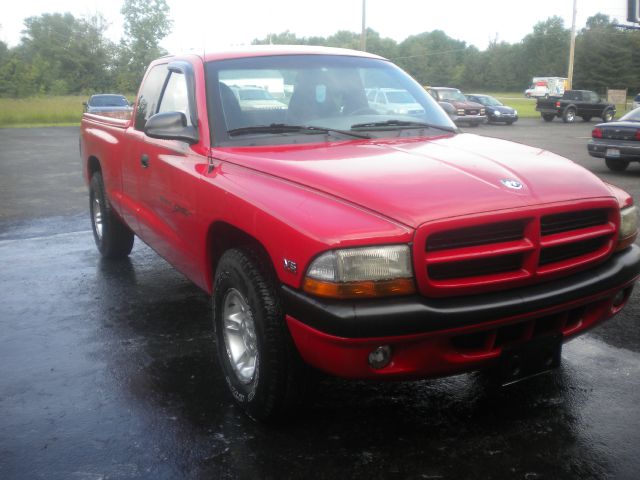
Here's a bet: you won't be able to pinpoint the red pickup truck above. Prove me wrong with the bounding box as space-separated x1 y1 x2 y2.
80 46 640 421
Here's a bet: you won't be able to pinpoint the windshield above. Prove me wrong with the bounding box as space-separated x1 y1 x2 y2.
620 107 640 122
474 95 502 107
206 54 454 146
90 95 129 107
438 90 467 102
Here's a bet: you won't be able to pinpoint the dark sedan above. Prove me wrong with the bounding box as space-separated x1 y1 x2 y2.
587 107 640 171
83 94 132 116
466 94 518 124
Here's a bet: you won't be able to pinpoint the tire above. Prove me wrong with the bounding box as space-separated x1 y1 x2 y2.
542 113 555 122
212 248 304 422
562 107 576 123
581 116 592 122
605 158 630 172
89 171 134 259
601 110 614 123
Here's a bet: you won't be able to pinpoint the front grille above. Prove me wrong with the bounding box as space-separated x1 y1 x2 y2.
466 109 479 115
417 203 617 297
429 253 523 280
541 209 608 235
427 220 525 251
539 237 608 266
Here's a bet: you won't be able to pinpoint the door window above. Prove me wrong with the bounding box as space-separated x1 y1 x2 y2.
158 71 193 126
134 64 169 131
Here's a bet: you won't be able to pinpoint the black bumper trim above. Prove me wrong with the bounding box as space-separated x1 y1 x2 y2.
282 245 640 339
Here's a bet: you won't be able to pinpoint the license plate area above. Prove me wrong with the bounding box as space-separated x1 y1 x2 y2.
498 333 562 386
605 148 620 158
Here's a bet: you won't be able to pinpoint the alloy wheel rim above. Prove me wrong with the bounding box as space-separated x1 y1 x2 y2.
92 195 103 239
222 288 258 384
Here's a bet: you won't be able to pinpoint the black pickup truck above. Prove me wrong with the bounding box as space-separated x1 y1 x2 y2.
536 90 616 123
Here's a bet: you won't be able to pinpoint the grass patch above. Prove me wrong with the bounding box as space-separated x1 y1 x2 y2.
0 96 86 127
474 92 633 119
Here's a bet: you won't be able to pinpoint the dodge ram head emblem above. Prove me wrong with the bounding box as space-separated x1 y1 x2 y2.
501 179 523 190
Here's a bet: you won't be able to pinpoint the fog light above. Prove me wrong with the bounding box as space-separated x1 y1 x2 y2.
368 345 392 369
612 289 627 308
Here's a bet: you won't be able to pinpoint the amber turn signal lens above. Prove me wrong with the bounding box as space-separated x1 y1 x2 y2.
302 277 416 299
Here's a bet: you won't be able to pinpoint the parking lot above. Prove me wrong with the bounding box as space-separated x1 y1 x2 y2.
1 120 639 479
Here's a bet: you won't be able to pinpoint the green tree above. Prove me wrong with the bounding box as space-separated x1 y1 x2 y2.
0 13 115 96
116 0 172 92
574 14 638 93
521 16 570 79
395 31 467 86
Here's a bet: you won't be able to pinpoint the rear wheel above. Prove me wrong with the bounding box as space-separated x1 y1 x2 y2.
542 113 555 122
562 107 576 123
605 158 630 172
602 109 614 123
212 248 304 422
89 172 134 259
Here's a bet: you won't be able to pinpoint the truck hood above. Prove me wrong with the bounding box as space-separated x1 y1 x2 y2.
215 133 613 228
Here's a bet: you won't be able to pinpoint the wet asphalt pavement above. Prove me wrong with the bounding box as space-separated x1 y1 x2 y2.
1 122 639 479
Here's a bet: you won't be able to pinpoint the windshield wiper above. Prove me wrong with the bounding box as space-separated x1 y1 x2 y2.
350 119 457 133
227 123 371 139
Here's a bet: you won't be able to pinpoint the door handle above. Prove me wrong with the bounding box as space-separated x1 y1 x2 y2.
140 154 149 168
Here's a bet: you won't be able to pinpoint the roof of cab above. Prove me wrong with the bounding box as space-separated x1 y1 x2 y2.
162 45 386 63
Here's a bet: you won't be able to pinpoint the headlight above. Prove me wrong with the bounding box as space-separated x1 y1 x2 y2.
457 109 465 115
617 205 638 251
303 245 415 299
514 110 518 116
480 108 485 115
494 110 501 116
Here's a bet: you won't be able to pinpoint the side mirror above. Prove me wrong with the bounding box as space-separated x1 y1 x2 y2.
144 111 199 144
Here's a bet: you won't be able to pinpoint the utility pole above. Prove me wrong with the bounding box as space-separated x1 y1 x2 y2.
360 0 367 52
567 0 577 89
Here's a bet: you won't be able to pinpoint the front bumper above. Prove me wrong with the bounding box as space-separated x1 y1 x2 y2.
454 115 487 126
588 140 640 160
283 245 640 379
489 113 518 123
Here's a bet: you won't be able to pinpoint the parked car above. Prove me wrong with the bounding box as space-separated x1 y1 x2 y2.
366 88 425 115
426 87 486 127
230 86 287 110
587 107 640 171
633 93 640 110
536 90 615 123
466 94 518 125
83 94 132 116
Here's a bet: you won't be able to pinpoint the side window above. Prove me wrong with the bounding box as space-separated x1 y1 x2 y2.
134 64 169 131
591 92 600 103
158 71 192 126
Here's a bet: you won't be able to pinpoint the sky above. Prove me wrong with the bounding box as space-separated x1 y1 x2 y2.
0 0 632 54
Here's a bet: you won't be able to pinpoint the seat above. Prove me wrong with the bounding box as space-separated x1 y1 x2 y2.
286 70 341 124
219 83 244 130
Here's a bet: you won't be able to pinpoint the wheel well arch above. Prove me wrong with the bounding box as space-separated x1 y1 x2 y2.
87 156 101 180
205 221 276 292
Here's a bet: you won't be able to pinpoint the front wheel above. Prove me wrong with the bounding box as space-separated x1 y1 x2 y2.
605 158 630 172
89 172 134 259
212 248 304 422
